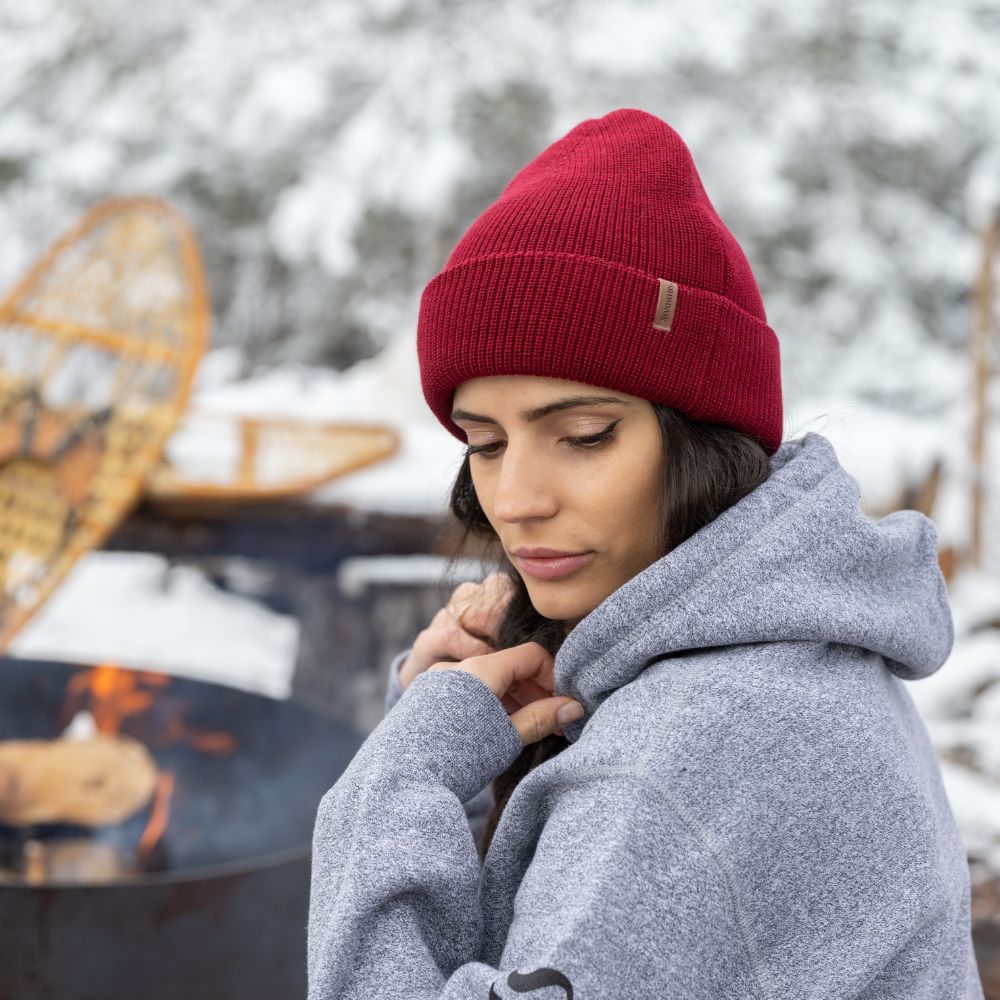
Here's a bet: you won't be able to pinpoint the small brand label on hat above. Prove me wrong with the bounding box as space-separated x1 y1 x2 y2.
653 278 678 332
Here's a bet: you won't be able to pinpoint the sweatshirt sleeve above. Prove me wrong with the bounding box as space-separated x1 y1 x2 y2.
382 648 498 845
383 647 409 715
307 667 766 1000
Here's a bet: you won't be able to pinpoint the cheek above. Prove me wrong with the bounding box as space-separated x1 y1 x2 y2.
581 454 660 534
609 454 663 552
572 468 621 522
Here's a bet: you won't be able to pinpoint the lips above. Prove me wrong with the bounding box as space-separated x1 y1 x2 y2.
512 547 586 558
511 549 595 581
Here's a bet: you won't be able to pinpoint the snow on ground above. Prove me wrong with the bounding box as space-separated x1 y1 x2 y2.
7 550 487 700
8 551 300 700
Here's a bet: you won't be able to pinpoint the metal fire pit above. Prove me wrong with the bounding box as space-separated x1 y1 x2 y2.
0 656 365 1000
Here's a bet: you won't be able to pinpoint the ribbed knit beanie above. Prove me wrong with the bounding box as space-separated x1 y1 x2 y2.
416 107 783 455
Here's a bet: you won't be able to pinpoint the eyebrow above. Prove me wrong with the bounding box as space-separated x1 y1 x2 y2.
451 394 637 425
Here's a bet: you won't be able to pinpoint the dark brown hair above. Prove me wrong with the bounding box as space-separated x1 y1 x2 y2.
438 402 774 861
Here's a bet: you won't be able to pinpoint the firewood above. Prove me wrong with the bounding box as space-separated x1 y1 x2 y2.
0 733 158 826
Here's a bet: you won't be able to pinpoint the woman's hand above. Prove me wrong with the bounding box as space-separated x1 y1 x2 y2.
397 573 514 692
427 643 584 747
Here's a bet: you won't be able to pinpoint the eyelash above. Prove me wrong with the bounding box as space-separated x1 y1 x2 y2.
463 420 622 461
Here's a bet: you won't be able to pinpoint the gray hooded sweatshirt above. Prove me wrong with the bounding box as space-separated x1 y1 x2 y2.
308 430 984 999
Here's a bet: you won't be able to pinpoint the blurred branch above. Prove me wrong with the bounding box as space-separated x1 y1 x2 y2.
971 206 998 570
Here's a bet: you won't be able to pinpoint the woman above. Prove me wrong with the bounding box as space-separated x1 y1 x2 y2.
308 108 984 999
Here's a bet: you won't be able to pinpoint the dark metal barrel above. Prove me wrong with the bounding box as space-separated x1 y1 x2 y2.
0 657 364 1000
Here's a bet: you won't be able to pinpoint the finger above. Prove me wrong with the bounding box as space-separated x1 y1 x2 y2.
502 681 541 710
447 571 513 608
452 574 515 639
454 613 501 649
458 599 507 635
459 642 554 699
501 642 555 691
413 626 494 666
507 676 554 705
432 599 500 650
509 697 584 748
481 571 516 596
448 581 481 605
479 572 517 612
430 606 458 630
432 604 489 641
433 572 515 636
443 626 496 661
500 693 521 714
466 571 515 612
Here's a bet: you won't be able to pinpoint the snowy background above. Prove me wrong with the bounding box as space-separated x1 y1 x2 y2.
3 0 1000 876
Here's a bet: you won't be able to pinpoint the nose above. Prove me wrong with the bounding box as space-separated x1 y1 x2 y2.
489 439 558 524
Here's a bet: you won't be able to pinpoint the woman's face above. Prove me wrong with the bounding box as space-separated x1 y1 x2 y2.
451 375 665 626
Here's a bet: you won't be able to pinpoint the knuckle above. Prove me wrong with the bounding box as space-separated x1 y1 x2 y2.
526 712 549 744
416 626 449 657
455 607 483 632
474 640 494 657
448 623 471 644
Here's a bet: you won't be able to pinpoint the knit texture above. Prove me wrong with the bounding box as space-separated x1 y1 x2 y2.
417 107 783 454
309 431 983 999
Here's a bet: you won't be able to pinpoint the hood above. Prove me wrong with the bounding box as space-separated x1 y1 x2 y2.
554 431 954 742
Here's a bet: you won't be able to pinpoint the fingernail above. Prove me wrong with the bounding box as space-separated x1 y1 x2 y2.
557 701 584 726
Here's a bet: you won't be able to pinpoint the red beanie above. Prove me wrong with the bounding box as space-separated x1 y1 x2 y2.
416 107 783 455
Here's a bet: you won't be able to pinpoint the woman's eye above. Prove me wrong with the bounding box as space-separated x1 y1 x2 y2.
463 420 621 461
464 441 503 459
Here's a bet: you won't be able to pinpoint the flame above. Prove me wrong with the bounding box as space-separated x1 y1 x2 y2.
160 715 236 754
62 664 168 733
61 662 236 754
137 770 175 863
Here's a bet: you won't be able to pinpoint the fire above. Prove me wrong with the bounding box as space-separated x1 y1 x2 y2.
58 663 238 867
161 715 236 754
137 770 175 864
63 665 168 733
61 662 236 754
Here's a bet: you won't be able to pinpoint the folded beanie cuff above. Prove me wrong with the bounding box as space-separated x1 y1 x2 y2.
417 250 783 455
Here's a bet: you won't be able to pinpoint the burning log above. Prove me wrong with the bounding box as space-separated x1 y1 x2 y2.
0 733 158 827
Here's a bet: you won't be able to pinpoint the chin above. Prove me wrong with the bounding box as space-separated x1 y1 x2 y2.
523 583 597 625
